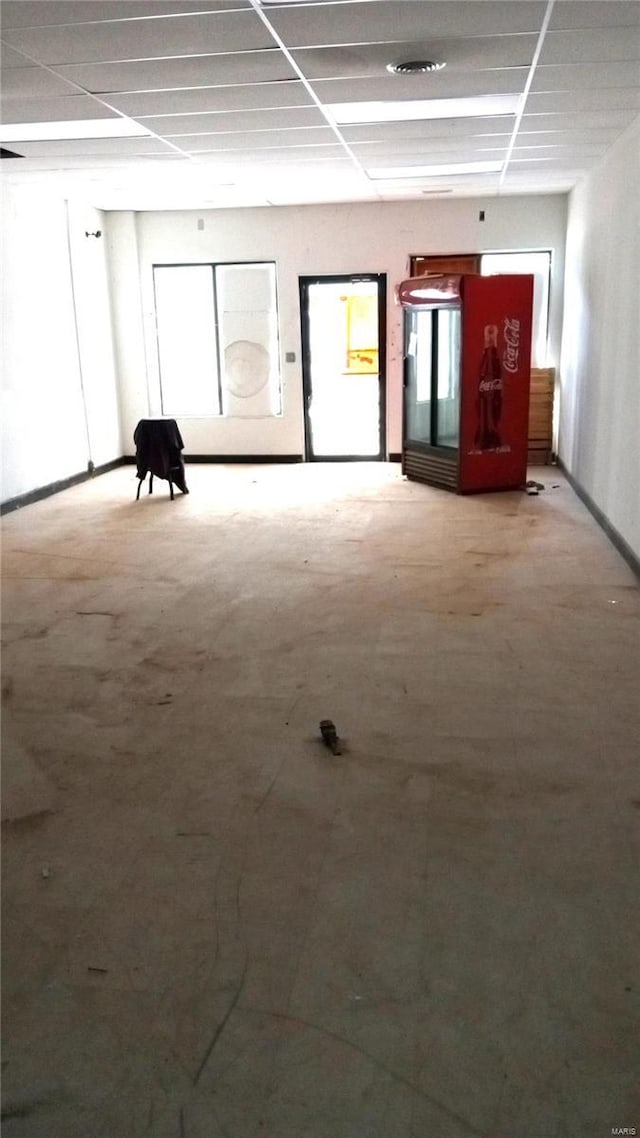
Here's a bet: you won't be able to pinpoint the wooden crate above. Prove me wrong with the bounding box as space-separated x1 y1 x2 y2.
528 367 555 465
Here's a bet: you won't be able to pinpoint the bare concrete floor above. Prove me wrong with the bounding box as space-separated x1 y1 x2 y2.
2 462 639 1138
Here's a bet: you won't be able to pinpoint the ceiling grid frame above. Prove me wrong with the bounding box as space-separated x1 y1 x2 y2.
0 0 638 209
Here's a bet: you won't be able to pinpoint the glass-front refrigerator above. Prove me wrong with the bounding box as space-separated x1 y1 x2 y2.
399 273 534 493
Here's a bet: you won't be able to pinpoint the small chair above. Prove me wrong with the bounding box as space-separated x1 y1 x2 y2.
133 419 189 501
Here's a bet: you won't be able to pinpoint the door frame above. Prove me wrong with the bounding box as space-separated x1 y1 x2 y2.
299 273 387 461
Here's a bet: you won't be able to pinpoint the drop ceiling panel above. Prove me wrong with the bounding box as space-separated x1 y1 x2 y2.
541 27 640 66
56 51 297 94
376 172 501 191
140 107 328 134
266 1 547 47
3 154 188 170
173 127 337 150
505 157 596 171
1 95 122 124
507 128 623 147
509 143 610 160
526 89 640 113
532 62 640 92
1 66 78 98
293 34 537 80
192 148 353 165
0 1 250 27
341 117 516 143
519 109 639 132
549 1 640 31
105 80 314 117
3 10 273 65
312 70 528 103
12 136 180 157
1 44 28 68
0 0 638 208
350 138 509 160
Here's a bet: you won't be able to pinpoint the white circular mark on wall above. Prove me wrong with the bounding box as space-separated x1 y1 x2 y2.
224 340 270 398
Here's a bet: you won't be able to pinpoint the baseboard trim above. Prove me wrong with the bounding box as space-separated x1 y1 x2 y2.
186 454 304 464
1 457 126 516
388 452 402 463
556 458 640 581
122 454 304 465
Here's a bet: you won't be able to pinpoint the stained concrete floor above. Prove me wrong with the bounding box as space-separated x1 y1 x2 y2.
1 462 639 1138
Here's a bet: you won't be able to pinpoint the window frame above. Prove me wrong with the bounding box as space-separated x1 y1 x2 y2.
152 259 283 419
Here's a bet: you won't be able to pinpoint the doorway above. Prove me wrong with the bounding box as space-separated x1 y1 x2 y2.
299 275 386 460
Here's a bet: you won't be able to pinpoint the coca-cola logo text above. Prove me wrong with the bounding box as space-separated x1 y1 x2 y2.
503 317 520 374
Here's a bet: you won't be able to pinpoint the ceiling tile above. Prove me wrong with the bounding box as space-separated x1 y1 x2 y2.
2 154 188 171
532 62 640 92
56 50 297 93
0 0 638 207
139 107 328 134
2 11 273 66
350 138 509 160
509 128 621 147
104 80 314 117
541 28 640 66
0 66 78 98
356 147 508 169
191 147 353 164
1 95 122 124
265 1 547 47
519 109 639 132
311 70 528 104
12 136 181 157
0 1 251 28
526 90 640 114
1 44 29 69
549 1 640 31
293 34 537 80
171 127 337 150
340 117 516 143
508 143 610 160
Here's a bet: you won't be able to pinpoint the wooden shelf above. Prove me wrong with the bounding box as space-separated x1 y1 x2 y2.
528 367 555 464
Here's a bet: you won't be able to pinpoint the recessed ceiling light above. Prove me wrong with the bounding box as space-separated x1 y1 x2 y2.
368 160 503 179
386 61 446 75
0 119 152 143
327 95 521 125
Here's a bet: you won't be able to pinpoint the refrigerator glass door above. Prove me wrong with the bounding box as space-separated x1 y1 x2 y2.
405 309 432 445
435 308 462 448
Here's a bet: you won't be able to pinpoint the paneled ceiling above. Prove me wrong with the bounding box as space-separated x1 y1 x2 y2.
1 0 639 209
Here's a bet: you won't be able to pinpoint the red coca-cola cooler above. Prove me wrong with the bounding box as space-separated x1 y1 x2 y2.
398 273 534 493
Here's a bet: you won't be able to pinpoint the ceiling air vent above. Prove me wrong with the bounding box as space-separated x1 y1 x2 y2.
0 147 24 159
386 61 446 75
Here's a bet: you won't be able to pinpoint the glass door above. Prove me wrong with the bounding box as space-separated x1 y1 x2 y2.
299 275 386 460
404 306 461 451
435 308 461 448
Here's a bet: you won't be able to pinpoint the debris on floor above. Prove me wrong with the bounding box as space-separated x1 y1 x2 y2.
2 729 56 822
319 719 342 755
522 479 546 495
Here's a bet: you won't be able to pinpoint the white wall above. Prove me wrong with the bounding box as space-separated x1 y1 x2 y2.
67 201 122 467
1 187 122 504
109 194 568 456
559 115 640 560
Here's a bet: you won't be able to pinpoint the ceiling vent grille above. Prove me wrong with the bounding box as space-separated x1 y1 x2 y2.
386 61 446 75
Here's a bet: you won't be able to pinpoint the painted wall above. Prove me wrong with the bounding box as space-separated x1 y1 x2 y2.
559 115 640 560
109 194 568 456
1 187 121 504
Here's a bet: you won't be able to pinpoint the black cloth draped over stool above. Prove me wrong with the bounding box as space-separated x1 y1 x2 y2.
133 419 189 501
